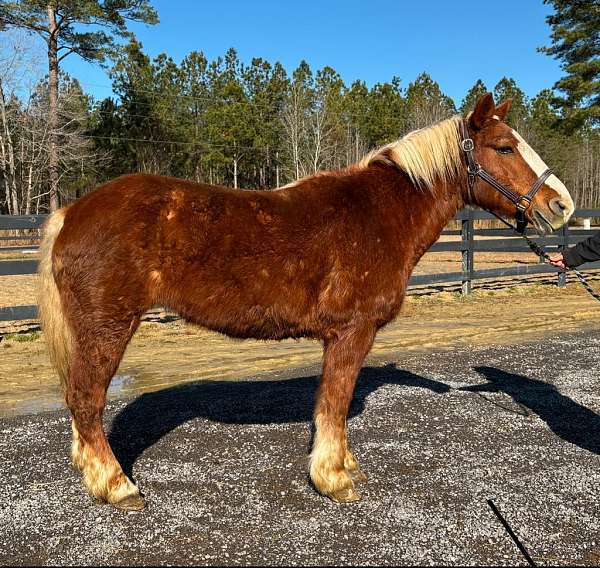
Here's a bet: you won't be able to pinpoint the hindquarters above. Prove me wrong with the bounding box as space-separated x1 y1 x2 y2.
39 181 160 509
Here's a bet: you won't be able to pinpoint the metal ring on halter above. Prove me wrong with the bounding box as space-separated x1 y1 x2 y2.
461 138 474 152
468 163 481 175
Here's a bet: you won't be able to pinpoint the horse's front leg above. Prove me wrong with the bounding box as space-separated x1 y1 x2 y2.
344 434 368 482
310 323 376 503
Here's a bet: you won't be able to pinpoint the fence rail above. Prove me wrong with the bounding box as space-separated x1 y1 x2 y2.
2 209 600 323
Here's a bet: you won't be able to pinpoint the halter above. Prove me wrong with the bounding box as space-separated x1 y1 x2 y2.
460 120 553 234
458 119 600 305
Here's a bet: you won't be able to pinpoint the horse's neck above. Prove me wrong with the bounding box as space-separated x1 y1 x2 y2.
380 169 466 269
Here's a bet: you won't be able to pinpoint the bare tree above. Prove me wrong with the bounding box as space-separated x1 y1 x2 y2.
0 32 107 214
281 81 307 181
0 0 158 210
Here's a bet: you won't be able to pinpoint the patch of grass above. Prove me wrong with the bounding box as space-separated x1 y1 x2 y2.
408 291 468 306
135 323 161 338
3 331 40 342
407 281 572 306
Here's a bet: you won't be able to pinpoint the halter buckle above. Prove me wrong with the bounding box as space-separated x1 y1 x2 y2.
461 138 475 152
467 163 481 176
516 195 532 211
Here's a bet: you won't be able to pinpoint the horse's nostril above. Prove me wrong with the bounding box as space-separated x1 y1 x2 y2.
549 197 568 215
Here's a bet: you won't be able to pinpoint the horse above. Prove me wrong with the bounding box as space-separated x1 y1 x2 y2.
38 93 574 511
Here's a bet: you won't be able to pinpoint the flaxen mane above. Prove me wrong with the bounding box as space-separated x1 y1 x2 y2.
278 116 463 192
358 115 463 190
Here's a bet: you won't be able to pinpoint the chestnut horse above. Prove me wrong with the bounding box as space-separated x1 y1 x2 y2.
38 93 574 511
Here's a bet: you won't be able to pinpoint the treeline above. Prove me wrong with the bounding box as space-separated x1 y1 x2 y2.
1 39 599 214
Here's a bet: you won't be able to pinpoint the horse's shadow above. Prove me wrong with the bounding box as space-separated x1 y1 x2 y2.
108 364 449 477
108 363 600 479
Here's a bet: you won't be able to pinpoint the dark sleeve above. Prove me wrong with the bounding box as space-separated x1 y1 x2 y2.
563 230 600 268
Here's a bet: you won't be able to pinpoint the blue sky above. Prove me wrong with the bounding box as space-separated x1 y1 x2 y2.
61 0 563 106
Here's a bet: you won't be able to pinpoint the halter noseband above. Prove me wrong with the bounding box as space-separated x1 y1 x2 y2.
460 120 553 234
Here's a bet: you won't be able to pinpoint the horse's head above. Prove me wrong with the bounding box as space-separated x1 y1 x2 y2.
464 93 574 234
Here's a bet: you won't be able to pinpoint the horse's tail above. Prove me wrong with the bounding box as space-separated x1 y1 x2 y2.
38 208 73 389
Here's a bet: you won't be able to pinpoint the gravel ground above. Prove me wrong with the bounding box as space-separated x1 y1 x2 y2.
2 330 600 566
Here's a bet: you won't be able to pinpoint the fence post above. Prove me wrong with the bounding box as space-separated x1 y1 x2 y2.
461 208 474 295
558 222 568 288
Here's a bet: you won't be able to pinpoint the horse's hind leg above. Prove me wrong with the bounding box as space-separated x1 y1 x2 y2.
67 317 143 510
310 323 375 503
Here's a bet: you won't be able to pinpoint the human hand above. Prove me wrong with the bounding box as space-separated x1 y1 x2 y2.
548 253 567 269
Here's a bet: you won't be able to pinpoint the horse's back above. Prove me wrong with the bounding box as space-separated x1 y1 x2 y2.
52 173 328 335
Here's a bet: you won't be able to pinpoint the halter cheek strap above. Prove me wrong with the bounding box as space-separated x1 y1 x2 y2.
460 119 552 234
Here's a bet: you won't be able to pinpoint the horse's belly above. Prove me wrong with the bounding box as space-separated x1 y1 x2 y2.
164 275 316 340
180 302 312 341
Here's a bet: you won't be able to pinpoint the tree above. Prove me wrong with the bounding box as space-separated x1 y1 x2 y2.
493 77 529 128
343 80 369 164
460 79 488 114
108 38 160 174
404 72 455 131
540 0 600 131
281 61 313 180
527 89 570 187
0 0 158 210
308 66 344 173
530 89 560 131
204 49 257 188
0 62 103 214
242 58 287 187
179 50 210 182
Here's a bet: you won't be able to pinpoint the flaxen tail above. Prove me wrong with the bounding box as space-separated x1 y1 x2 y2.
38 208 72 389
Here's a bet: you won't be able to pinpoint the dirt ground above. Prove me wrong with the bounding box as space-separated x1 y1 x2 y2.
2 282 600 417
3 330 600 565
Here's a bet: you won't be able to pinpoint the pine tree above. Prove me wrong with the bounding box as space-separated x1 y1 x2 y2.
204 49 256 188
343 80 369 163
540 0 600 131
109 39 162 174
405 72 455 131
493 77 529 128
363 77 404 147
530 89 560 131
460 80 488 114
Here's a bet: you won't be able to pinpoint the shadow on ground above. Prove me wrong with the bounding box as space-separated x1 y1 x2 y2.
109 365 450 477
465 366 600 455
109 363 600 478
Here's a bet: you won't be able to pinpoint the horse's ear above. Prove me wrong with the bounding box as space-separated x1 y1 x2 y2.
494 99 512 122
469 93 496 130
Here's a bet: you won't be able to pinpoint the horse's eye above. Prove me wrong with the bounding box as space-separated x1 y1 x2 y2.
496 146 514 155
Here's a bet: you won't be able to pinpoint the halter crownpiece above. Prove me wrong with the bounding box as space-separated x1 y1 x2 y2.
460 119 552 234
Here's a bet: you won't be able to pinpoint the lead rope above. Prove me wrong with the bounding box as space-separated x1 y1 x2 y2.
485 211 600 303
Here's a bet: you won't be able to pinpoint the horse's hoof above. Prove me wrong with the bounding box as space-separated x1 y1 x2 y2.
113 494 146 512
350 469 368 483
330 487 361 503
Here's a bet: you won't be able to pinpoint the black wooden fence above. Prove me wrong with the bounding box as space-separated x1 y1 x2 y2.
2 209 600 323
411 208 600 292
